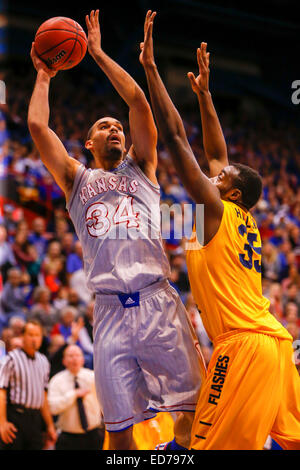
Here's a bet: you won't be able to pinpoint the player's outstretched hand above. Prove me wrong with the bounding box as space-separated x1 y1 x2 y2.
86 9 101 59
30 43 58 78
139 10 156 68
188 42 210 95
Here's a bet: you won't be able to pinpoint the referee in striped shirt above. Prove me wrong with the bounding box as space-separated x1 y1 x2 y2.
0 319 57 449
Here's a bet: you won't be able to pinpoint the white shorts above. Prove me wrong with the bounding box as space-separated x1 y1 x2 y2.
93 280 206 432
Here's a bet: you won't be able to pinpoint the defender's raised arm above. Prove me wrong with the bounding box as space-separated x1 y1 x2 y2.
140 11 223 243
188 43 228 177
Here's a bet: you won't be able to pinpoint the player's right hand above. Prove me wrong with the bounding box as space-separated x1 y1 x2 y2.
0 421 18 444
85 10 101 59
30 43 58 78
187 43 210 96
139 10 157 68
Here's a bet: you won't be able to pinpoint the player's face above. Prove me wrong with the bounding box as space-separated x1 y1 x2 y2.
210 165 240 199
86 117 126 160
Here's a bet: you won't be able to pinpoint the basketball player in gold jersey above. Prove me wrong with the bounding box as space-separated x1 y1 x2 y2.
140 11 300 450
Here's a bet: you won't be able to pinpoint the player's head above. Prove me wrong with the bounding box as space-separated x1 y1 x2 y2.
211 163 262 210
85 117 126 163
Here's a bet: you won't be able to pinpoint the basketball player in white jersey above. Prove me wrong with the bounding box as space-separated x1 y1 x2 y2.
28 10 205 450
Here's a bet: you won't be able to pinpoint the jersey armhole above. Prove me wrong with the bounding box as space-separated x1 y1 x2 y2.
66 164 87 211
126 154 160 193
196 200 226 250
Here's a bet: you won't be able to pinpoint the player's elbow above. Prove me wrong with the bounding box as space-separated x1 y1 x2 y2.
163 131 186 150
27 119 48 136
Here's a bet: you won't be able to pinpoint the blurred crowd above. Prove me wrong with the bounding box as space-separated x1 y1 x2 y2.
1 65 300 376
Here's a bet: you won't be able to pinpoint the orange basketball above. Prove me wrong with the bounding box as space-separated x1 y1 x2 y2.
34 17 88 71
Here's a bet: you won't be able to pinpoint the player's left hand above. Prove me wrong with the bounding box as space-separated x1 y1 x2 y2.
86 9 101 58
187 42 210 95
30 43 58 78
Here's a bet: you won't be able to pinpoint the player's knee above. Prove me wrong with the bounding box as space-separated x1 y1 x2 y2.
108 427 133 450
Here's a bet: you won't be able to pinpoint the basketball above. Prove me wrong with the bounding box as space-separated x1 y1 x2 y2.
34 17 87 71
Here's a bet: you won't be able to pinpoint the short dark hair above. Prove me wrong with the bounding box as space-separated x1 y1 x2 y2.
86 123 95 141
231 163 262 210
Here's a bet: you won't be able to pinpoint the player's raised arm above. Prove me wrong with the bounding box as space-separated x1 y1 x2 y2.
27 44 80 199
85 10 158 183
140 12 223 232
188 44 228 177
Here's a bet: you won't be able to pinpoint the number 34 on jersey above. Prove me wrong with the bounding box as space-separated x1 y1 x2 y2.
85 196 140 237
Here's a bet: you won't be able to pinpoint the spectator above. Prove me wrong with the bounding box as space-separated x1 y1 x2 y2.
29 286 59 336
0 320 57 450
9 336 23 351
2 205 18 238
0 225 16 283
26 244 42 286
69 268 93 305
52 286 69 311
67 288 86 316
77 300 95 370
282 283 300 311
0 267 28 330
282 302 300 328
55 218 70 243
48 334 65 359
60 232 75 258
267 283 284 322
80 301 94 349
0 328 13 354
276 240 293 281
66 240 83 275
41 240 65 295
51 306 78 342
261 242 280 281
11 229 34 272
28 217 48 258
48 345 104 450
48 318 85 379
8 316 26 339
281 265 300 293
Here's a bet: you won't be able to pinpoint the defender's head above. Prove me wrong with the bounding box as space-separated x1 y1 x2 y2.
210 163 262 210
85 116 126 163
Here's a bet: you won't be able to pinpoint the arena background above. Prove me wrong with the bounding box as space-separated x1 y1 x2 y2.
0 0 300 452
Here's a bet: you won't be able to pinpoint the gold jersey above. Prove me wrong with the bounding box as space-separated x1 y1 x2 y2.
186 200 292 343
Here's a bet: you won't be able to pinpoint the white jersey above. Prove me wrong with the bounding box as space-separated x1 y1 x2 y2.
66 154 171 294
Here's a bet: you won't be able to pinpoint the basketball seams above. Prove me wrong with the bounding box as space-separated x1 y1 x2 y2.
36 37 77 58
35 29 87 43
59 17 78 28
58 18 79 69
